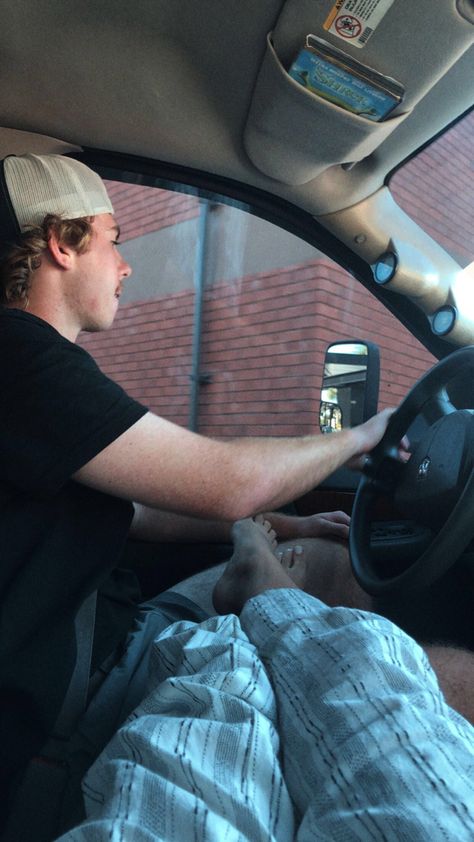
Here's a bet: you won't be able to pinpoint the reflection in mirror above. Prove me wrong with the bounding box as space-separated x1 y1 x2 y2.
320 400 343 433
320 341 379 432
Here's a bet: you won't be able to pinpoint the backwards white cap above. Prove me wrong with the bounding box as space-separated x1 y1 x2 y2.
0 153 114 261
2 154 113 230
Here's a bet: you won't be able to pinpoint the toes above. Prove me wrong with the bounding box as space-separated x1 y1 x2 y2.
278 545 303 570
253 514 278 549
254 513 271 533
266 525 277 549
279 547 296 570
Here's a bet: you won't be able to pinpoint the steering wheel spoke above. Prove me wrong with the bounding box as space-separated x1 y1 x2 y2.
364 452 405 494
420 388 457 424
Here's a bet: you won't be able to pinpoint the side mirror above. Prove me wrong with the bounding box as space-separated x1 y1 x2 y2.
320 341 380 433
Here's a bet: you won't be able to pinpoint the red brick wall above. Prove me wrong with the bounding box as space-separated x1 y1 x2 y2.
82 290 194 429
80 260 435 436
390 112 473 264
105 181 199 241
199 260 435 436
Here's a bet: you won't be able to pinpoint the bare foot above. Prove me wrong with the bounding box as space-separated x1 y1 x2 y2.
212 517 297 615
253 513 278 550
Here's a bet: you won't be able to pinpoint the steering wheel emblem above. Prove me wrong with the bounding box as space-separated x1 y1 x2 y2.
417 456 431 480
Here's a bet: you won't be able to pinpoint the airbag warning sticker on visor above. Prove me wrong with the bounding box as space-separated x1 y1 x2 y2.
324 0 395 48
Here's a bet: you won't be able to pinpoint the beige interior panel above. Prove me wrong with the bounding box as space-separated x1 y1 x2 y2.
243 0 473 184
0 1 471 218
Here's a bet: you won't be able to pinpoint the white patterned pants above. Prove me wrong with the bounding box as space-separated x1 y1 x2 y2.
59 589 474 841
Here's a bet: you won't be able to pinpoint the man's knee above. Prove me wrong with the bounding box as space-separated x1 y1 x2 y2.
424 644 474 726
277 536 372 611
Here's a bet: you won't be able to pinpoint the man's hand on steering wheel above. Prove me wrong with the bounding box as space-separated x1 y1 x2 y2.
344 408 410 472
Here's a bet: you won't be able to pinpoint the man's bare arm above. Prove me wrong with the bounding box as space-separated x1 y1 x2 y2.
130 505 233 543
74 409 393 521
130 506 351 544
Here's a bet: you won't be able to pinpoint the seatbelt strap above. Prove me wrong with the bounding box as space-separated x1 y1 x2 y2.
3 590 98 842
53 589 98 739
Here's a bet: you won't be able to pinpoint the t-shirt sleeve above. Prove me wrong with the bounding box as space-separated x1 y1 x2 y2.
0 316 148 495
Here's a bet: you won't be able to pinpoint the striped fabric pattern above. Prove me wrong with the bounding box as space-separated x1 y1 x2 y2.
59 591 474 841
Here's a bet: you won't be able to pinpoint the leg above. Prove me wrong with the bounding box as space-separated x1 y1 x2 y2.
215 522 474 840
424 644 474 726
244 590 474 841
274 542 474 726
214 526 371 614
167 525 368 616
61 521 474 840
213 518 297 614
276 537 373 611
58 520 295 841
168 517 295 615
214 526 474 729
165 561 228 615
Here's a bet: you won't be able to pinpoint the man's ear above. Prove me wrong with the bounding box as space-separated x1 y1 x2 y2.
47 230 75 269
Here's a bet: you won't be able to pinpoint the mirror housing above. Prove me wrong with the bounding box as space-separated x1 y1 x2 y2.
320 340 380 433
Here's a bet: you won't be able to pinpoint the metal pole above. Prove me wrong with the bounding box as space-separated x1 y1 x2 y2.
189 200 209 431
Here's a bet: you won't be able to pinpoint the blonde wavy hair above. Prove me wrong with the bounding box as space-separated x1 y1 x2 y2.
0 213 94 306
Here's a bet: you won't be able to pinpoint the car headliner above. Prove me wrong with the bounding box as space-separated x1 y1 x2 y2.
0 0 472 220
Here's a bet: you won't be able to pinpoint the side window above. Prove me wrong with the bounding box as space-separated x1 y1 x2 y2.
79 181 435 434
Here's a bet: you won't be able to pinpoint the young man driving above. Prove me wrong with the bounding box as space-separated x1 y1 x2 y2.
0 153 393 829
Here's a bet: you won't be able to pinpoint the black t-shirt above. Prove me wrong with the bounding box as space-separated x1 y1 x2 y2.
0 308 148 790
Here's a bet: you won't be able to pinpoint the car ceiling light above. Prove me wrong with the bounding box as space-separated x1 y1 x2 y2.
373 251 398 285
431 305 457 336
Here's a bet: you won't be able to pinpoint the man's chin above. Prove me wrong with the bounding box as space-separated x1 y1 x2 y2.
83 315 116 333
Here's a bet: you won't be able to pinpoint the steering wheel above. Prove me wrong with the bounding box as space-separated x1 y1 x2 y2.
349 346 474 595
